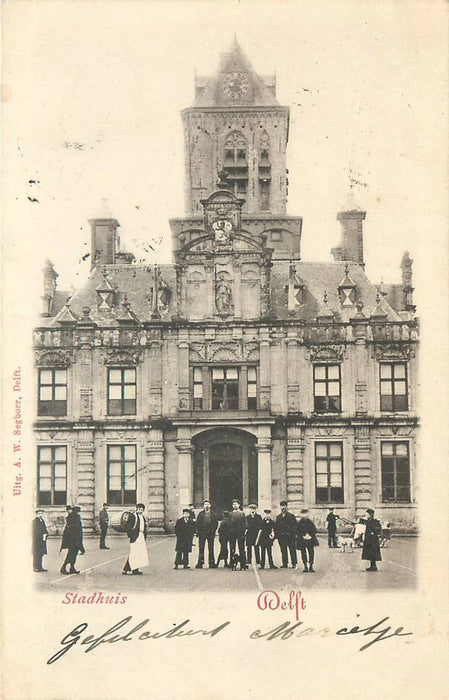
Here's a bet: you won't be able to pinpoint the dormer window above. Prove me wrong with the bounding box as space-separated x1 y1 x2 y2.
288 264 305 310
96 273 116 311
338 264 357 307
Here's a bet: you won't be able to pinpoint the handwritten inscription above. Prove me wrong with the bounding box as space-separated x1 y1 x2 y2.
47 617 231 664
47 615 412 665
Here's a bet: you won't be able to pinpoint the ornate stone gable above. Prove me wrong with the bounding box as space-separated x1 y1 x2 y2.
306 344 345 362
102 349 142 365
189 339 260 363
35 349 73 367
371 342 417 361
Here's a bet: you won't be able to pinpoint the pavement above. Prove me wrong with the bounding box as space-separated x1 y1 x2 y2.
35 534 417 592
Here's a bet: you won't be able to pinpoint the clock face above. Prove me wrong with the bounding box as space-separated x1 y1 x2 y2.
222 72 249 99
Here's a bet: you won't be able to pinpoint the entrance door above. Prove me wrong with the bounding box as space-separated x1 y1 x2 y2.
209 443 243 517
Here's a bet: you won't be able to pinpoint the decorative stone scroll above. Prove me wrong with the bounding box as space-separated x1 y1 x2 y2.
209 341 241 362
189 340 260 363
371 343 416 361
307 344 344 362
35 349 73 367
103 349 142 365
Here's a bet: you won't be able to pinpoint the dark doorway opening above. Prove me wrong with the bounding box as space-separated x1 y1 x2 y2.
192 428 258 518
209 443 243 516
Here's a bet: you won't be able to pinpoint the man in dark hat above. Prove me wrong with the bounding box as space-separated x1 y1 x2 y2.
296 508 319 573
228 498 248 570
60 505 85 575
258 509 278 570
246 503 262 565
275 500 297 569
32 508 48 572
361 508 382 571
99 503 110 549
195 499 219 569
326 507 339 548
174 508 196 569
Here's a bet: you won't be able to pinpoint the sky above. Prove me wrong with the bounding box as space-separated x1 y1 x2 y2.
3 0 448 319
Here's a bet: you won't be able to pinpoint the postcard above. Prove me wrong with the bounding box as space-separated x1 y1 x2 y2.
2 1 449 697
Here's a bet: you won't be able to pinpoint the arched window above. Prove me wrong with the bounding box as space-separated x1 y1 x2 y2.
258 131 271 210
223 131 248 196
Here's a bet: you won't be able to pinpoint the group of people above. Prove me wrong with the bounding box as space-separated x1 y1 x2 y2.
32 499 385 576
32 504 86 575
174 499 320 572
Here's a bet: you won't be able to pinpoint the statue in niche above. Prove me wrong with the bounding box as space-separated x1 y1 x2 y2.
215 277 232 314
148 266 171 315
157 273 171 312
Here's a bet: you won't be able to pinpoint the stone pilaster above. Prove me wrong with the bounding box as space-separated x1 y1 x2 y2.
286 332 300 411
204 262 214 318
354 423 372 514
149 340 163 416
259 329 271 410
256 437 272 512
145 427 165 531
176 435 194 511
76 434 95 532
286 425 305 513
351 303 369 415
79 347 93 419
178 330 190 411
232 258 242 319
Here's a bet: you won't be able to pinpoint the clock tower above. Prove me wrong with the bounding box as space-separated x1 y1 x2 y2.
174 39 302 260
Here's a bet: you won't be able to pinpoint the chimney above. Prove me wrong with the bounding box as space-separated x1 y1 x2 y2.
332 210 366 268
41 259 58 316
89 219 120 268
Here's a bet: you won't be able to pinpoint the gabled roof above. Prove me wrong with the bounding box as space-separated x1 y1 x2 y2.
47 265 177 325
270 261 402 322
45 258 401 327
193 39 281 108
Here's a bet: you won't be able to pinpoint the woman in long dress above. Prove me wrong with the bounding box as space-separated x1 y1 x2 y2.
60 505 85 575
361 508 382 571
122 503 149 575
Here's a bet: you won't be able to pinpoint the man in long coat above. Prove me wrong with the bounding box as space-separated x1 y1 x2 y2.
174 508 196 569
99 503 110 549
326 507 339 548
275 500 298 568
228 499 248 569
122 503 148 575
195 499 219 569
296 508 319 573
361 508 382 571
258 508 278 570
60 505 85 575
245 503 262 565
32 508 48 572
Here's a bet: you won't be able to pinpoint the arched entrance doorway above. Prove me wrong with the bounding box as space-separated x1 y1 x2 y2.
192 428 258 517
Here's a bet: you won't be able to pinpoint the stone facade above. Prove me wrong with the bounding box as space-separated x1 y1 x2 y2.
34 41 418 535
